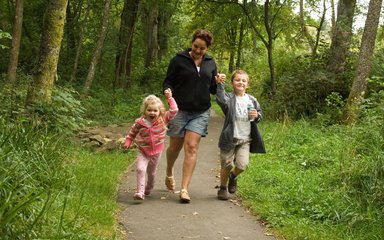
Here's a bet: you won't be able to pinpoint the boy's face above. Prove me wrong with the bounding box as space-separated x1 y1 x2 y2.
231 73 249 95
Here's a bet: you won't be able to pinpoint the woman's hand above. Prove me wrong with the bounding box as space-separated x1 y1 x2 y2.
215 73 226 84
164 88 172 98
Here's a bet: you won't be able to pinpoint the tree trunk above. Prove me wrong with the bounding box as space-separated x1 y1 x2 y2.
228 26 237 73
239 0 276 93
327 0 356 74
158 0 173 60
114 0 139 89
69 1 91 83
6 0 23 86
235 20 245 69
343 0 382 124
141 0 159 86
299 0 316 54
81 0 112 100
263 0 276 94
330 0 336 37
26 0 68 105
65 2 76 61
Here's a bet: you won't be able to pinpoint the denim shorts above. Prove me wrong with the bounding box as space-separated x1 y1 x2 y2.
167 109 210 137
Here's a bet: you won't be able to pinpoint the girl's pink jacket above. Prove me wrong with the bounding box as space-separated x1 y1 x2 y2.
124 97 178 156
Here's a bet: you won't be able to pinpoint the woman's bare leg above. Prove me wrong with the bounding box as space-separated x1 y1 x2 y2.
166 136 184 177
181 130 201 191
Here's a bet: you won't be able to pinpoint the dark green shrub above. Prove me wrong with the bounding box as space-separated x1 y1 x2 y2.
0 78 86 134
263 53 356 121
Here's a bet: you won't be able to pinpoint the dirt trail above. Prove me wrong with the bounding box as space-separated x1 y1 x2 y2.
116 111 276 240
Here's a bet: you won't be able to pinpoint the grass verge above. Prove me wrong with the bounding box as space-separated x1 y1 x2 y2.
238 120 383 240
63 148 135 239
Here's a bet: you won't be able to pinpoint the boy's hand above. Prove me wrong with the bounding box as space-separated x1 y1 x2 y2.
215 73 226 84
249 109 258 120
164 88 172 98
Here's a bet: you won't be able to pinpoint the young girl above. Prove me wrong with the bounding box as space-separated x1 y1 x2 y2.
124 89 178 200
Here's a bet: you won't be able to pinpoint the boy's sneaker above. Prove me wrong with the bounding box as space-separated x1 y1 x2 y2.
228 174 237 194
217 187 229 200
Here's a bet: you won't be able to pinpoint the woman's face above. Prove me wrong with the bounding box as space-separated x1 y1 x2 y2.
145 103 160 122
190 38 208 60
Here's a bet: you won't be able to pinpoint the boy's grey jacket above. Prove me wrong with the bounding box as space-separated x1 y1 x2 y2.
216 82 266 153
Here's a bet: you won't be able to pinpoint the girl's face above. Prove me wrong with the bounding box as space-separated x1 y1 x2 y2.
231 73 249 96
190 38 208 60
145 103 161 122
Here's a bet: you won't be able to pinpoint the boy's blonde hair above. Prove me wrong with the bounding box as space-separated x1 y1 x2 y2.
140 95 165 116
231 69 249 82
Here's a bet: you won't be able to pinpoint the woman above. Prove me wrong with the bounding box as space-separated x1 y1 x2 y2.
162 29 218 203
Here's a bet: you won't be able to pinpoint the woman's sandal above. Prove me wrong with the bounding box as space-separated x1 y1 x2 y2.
179 189 191 203
165 175 175 191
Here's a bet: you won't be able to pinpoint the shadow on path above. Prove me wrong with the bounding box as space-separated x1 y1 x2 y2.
117 112 276 240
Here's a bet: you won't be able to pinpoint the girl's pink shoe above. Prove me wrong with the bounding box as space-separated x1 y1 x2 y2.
133 192 144 200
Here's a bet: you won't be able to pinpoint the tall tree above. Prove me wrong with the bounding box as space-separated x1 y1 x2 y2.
157 0 174 60
343 0 383 124
236 0 292 94
235 18 245 69
327 0 356 74
299 0 326 56
140 0 159 86
114 0 139 89
227 25 237 73
6 0 23 86
81 0 112 99
330 0 336 37
26 0 68 105
69 0 91 83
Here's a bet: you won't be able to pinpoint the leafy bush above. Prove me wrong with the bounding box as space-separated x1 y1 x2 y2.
263 53 356 121
1 79 87 133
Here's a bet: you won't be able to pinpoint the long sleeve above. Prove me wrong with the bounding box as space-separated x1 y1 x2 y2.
164 97 178 123
125 120 140 148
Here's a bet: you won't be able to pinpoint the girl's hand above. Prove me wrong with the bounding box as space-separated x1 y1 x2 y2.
164 88 172 98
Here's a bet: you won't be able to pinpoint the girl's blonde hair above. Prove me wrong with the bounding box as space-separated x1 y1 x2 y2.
140 95 165 116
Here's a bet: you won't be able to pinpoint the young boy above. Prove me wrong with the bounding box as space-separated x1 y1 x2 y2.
215 70 266 200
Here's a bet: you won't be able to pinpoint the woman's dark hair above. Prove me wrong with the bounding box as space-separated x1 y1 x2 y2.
192 29 213 47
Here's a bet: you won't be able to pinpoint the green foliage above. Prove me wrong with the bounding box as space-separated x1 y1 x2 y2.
0 29 11 49
82 85 145 125
238 120 384 240
314 92 345 126
262 52 355 121
0 118 72 239
27 86 87 133
1 79 87 134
